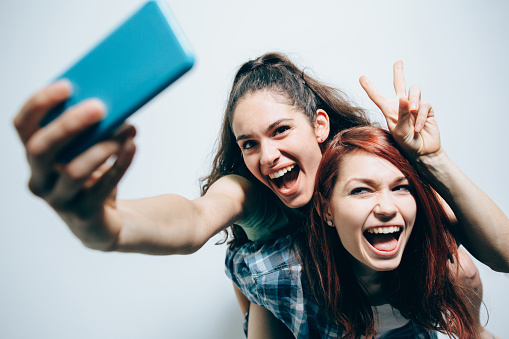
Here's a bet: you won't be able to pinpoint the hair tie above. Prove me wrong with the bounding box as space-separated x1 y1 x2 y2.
250 60 264 71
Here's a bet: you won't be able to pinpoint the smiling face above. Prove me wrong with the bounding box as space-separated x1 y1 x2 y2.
327 150 417 273
231 91 329 208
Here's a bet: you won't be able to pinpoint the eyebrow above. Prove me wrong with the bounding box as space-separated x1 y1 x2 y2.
345 176 408 187
235 118 294 142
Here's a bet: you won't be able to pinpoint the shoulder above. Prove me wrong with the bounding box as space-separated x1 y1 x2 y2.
236 183 305 242
199 174 257 223
183 174 257 245
207 174 254 196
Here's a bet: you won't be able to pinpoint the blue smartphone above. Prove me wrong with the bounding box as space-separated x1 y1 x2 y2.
41 0 194 163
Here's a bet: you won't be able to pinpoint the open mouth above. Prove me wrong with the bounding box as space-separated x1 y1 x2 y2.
364 226 402 252
268 164 300 191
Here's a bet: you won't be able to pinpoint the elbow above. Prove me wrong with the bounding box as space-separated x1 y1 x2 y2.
177 236 208 255
178 244 203 255
487 260 509 273
174 218 217 255
478 251 509 273
151 227 209 255
485 246 509 273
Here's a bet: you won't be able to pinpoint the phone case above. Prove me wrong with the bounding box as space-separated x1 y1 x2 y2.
41 0 194 163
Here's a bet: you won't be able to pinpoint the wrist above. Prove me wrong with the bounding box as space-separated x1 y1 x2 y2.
414 148 455 189
59 205 121 252
416 148 449 170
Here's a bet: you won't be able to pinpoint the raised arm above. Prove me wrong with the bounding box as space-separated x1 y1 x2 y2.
360 62 509 272
13 80 251 255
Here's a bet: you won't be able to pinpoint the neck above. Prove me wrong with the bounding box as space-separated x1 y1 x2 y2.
296 201 313 214
351 258 387 306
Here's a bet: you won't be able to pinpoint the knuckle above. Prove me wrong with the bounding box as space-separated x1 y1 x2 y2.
12 115 24 132
409 84 420 91
47 197 71 212
416 114 427 122
65 164 88 182
26 140 43 158
60 102 100 134
28 91 50 112
59 114 81 135
26 136 47 159
28 178 47 197
55 107 86 135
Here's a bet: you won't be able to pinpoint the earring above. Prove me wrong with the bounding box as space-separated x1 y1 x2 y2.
326 219 334 227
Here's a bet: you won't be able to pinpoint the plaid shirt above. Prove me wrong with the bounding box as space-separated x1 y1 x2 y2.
225 233 341 338
225 233 438 339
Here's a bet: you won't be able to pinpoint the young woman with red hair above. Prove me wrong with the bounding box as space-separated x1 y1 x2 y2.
301 125 476 338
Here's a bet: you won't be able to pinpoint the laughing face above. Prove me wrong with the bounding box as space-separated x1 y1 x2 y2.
231 91 328 209
327 151 417 273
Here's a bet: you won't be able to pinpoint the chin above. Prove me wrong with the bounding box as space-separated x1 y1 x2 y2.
368 258 402 272
280 194 311 209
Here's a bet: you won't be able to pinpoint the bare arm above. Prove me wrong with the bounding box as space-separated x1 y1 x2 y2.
233 283 250 316
233 280 293 338
13 80 253 255
247 303 294 339
416 150 509 271
360 62 509 272
111 175 252 255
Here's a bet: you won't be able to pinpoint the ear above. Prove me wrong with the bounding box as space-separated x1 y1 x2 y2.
325 204 333 219
321 203 335 228
314 109 330 143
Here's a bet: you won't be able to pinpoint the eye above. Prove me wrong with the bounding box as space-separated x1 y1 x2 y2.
393 184 412 193
350 187 371 195
273 125 290 136
241 140 257 150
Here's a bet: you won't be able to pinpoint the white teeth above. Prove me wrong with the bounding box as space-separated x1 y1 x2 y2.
269 165 295 179
367 226 401 234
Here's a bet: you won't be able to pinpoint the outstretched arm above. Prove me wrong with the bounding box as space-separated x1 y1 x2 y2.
360 62 509 272
13 80 251 255
112 174 251 255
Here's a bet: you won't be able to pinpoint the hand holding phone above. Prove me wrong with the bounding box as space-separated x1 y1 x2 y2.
41 0 194 163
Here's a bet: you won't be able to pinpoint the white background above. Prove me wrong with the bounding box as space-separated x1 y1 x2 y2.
1 0 508 338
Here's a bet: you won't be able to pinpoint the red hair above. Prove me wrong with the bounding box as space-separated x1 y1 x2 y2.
299 126 476 338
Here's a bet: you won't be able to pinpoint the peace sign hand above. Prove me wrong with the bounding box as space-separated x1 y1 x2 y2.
359 61 441 159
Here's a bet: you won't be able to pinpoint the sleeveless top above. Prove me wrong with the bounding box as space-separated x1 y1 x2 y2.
236 182 303 241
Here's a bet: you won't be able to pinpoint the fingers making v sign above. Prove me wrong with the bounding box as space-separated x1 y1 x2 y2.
359 61 441 159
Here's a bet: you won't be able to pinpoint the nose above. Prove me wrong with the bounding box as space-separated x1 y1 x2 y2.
260 140 281 167
373 192 398 221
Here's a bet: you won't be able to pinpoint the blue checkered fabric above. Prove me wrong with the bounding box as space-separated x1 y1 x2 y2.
225 233 340 338
225 233 438 338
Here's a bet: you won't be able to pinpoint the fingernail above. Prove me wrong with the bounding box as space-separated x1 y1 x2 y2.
410 102 418 111
80 100 105 121
50 79 72 97
415 122 423 132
